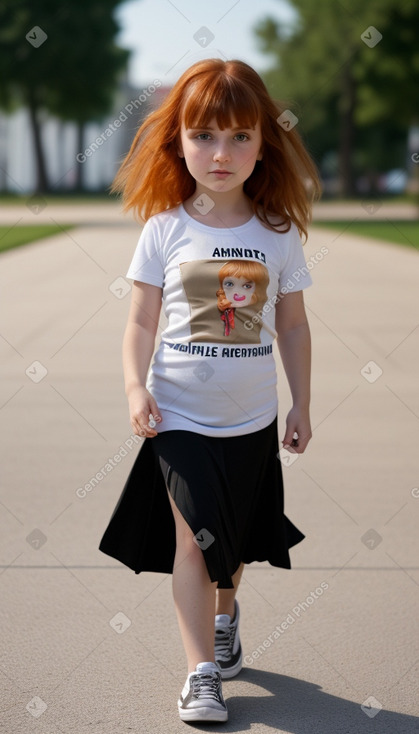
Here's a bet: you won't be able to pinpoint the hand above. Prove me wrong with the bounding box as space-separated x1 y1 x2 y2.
282 405 312 454
127 386 162 438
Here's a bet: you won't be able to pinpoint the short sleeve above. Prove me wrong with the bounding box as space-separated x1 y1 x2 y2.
126 218 164 287
278 223 313 294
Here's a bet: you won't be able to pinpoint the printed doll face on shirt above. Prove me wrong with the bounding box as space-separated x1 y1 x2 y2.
216 260 269 337
221 276 255 308
178 258 270 344
216 261 268 311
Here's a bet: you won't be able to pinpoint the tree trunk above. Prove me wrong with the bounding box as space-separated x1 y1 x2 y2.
75 122 84 190
338 63 356 197
26 87 49 193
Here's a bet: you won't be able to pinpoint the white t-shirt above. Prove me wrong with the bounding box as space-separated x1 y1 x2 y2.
126 204 312 437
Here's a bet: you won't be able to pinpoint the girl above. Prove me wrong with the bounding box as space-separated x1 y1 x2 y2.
99 58 320 723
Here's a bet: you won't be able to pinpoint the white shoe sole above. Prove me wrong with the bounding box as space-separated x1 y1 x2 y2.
178 702 228 722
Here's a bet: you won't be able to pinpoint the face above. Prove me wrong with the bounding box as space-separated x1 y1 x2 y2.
178 117 263 194
222 276 256 307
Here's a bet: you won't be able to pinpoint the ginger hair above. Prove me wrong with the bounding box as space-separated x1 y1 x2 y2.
112 58 321 240
216 261 269 311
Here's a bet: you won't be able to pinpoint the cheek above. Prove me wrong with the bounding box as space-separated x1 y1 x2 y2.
186 142 206 156
243 145 261 164
185 149 207 169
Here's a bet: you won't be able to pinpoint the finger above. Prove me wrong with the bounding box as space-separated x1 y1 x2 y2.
147 413 161 430
131 419 147 437
144 411 161 436
135 422 158 438
292 430 312 454
145 410 161 434
148 398 162 423
144 421 158 436
142 425 158 437
282 428 297 450
283 429 311 454
132 412 157 438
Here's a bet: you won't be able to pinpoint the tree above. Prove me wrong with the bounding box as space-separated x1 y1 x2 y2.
255 0 419 196
0 0 130 191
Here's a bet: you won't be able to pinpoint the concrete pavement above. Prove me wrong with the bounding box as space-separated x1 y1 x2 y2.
0 198 417 227
1 204 418 733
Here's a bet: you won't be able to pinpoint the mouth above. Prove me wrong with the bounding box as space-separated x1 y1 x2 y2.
211 170 232 175
233 294 246 302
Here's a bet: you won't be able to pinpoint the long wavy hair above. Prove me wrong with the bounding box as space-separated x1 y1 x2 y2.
112 58 321 240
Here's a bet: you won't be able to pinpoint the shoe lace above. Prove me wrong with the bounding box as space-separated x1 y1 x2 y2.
192 672 222 702
215 625 234 661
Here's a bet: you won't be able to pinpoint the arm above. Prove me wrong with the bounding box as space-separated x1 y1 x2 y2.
123 281 163 438
275 290 312 453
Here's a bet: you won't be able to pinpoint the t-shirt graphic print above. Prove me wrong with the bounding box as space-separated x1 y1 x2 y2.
179 259 271 344
126 204 312 437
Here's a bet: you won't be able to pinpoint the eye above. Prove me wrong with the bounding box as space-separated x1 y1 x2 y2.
243 282 254 289
196 133 211 141
223 280 234 288
234 133 249 142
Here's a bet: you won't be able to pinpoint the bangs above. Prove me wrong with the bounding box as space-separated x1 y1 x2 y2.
219 261 269 281
181 73 260 130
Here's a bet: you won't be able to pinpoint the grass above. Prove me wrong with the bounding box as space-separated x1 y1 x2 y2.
0 224 74 253
312 220 419 249
0 191 116 205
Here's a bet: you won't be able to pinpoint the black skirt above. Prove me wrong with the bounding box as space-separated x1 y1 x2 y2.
98 417 305 588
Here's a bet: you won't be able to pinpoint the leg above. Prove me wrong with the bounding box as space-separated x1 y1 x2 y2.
215 562 244 618
167 490 218 673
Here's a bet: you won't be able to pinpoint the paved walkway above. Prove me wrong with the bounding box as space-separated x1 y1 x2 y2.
1 207 418 733
0 198 417 226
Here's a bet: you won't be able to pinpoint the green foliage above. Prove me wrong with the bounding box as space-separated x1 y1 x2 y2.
0 0 130 122
254 0 419 180
355 0 419 126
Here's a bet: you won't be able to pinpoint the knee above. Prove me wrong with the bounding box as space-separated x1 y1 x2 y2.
175 528 213 572
176 527 200 556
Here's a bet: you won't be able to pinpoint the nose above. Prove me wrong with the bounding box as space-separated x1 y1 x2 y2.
213 141 231 162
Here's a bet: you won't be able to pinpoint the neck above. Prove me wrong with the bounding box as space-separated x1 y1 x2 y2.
184 185 254 227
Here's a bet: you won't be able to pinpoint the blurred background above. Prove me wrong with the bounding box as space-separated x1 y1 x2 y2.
0 0 418 201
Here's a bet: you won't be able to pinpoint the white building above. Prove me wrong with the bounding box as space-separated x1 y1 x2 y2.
0 80 168 193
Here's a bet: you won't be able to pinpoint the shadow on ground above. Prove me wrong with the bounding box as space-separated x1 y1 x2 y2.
187 668 418 733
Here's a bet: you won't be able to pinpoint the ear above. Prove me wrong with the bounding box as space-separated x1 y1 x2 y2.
176 140 184 158
256 149 263 161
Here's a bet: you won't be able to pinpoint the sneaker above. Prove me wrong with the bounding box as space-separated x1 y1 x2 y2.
177 661 228 722
214 599 243 679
